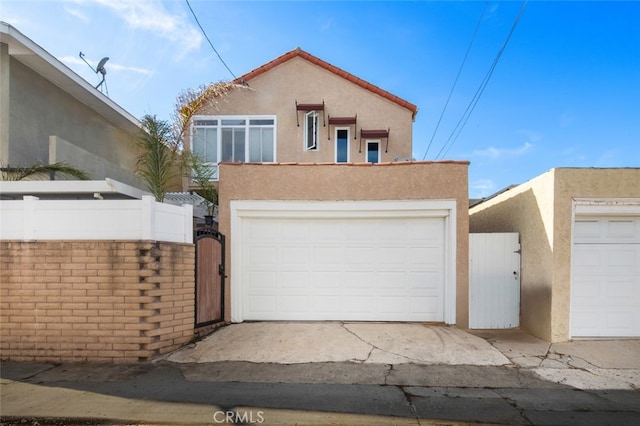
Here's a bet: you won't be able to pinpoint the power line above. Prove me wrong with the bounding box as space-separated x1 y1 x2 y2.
185 0 237 79
434 0 529 160
422 1 488 161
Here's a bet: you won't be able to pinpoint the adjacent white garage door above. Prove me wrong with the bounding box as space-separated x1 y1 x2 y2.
230 200 457 323
571 216 640 337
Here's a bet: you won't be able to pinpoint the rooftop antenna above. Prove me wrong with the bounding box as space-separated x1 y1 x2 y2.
79 52 109 96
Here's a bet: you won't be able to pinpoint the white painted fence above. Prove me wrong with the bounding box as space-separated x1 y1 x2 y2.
0 196 193 244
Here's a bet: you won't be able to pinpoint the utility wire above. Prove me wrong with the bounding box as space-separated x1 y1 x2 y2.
185 0 237 79
422 1 488 161
434 0 528 160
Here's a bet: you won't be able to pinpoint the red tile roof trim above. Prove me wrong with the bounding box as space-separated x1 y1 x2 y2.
234 48 419 119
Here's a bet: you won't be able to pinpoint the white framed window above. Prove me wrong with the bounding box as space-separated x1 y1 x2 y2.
335 128 349 163
304 111 318 151
366 141 380 163
191 115 276 180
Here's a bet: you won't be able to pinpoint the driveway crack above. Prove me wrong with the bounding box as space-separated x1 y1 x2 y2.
340 323 425 364
398 385 420 424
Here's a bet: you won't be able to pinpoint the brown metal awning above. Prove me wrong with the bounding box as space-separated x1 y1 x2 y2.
360 129 389 139
295 102 325 111
327 115 357 140
328 116 356 125
360 128 390 152
295 100 325 126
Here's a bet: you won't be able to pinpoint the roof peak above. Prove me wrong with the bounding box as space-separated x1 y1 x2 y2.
234 48 418 118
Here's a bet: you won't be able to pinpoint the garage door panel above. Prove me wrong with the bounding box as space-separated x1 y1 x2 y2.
345 247 375 263
248 295 277 313
240 213 448 322
315 246 343 264
572 216 640 337
411 297 442 319
311 296 341 313
281 221 309 239
281 246 308 264
281 296 308 312
607 219 637 238
280 271 307 289
247 271 276 289
607 278 635 299
249 246 277 265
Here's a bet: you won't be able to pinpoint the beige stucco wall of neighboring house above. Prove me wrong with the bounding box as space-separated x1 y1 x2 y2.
3 54 143 188
195 56 414 164
470 168 640 342
550 168 640 341
218 161 470 327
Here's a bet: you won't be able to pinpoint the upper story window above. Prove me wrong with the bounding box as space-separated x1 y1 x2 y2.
191 115 276 180
336 128 349 163
304 111 318 150
367 141 380 163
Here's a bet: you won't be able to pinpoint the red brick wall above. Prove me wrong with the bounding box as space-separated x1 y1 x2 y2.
0 240 195 363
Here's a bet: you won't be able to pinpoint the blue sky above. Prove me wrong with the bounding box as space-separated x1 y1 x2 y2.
4 0 639 197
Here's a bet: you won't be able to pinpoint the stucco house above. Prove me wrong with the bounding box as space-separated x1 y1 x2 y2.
187 48 471 327
469 168 640 342
0 22 143 188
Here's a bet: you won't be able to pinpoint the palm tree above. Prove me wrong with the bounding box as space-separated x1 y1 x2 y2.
133 115 180 202
187 151 218 216
134 81 247 203
173 80 241 146
0 162 90 181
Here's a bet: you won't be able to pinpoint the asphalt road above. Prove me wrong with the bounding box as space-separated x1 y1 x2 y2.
2 361 639 425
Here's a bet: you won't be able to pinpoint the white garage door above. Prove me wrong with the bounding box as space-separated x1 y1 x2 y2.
571 216 640 337
231 200 457 323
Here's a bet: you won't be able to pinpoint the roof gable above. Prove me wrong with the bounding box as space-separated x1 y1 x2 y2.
234 48 418 119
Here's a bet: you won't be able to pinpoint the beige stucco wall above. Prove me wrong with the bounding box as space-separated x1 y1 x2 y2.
218 161 470 326
469 170 556 340
193 56 414 164
550 168 640 341
470 168 640 342
2 52 143 188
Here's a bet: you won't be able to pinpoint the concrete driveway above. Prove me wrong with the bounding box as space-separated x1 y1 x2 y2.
167 322 511 365
166 322 640 390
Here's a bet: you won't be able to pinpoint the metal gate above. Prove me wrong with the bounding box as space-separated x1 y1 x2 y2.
194 227 225 328
469 233 521 329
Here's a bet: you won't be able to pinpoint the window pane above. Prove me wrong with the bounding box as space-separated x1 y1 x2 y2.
249 128 274 162
204 128 217 163
222 119 245 126
367 142 379 163
336 129 349 162
221 128 233 162
262 128 274 162
194 119 217 126
305 111 317 150
192 128 206 157
249 119 274 125
249 128 261 162
234 128 245 161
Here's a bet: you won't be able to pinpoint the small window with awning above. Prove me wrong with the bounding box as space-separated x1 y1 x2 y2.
327 115 357 141
360 128 390 153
